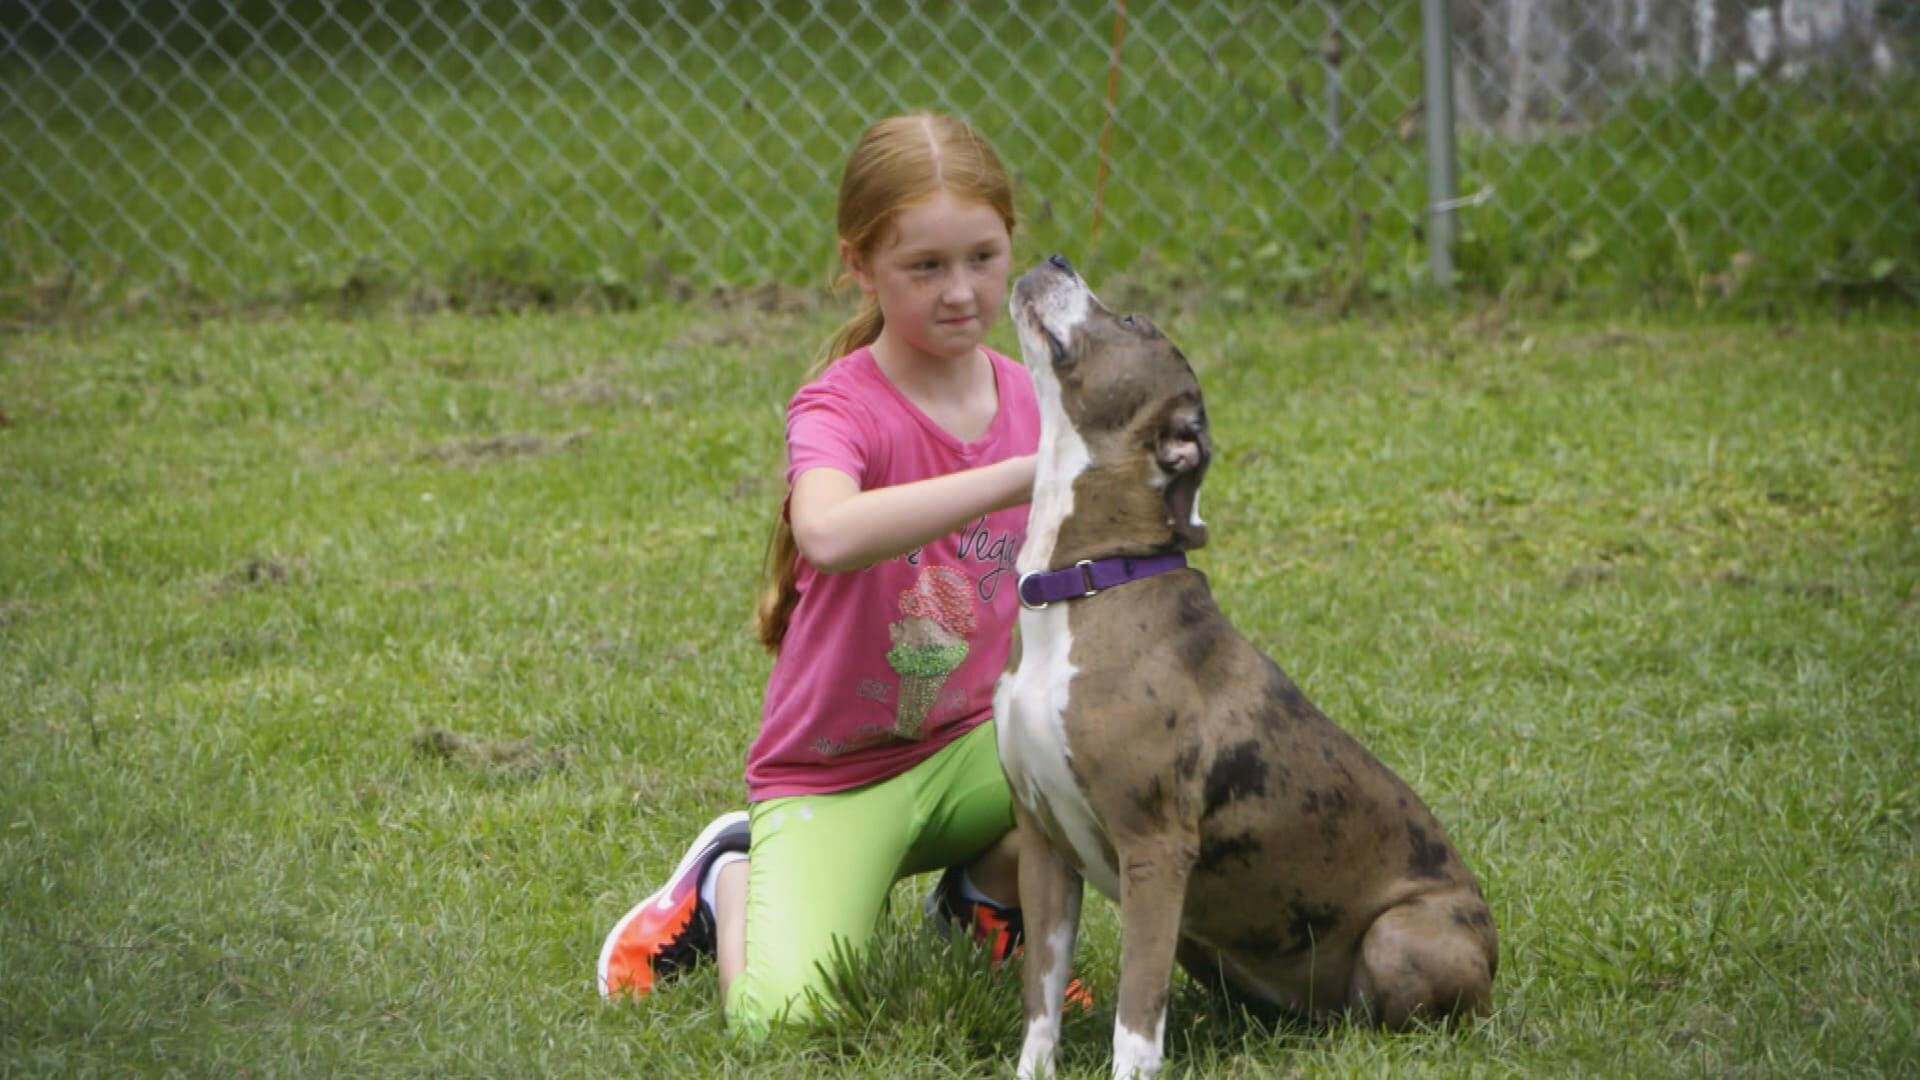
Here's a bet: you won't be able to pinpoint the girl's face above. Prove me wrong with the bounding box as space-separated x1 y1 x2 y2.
844 191 1012 366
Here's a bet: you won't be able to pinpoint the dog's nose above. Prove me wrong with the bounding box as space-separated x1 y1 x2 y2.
1047 254 1074 273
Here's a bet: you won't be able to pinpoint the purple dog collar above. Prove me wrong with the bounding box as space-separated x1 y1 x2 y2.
1018 554 1189 609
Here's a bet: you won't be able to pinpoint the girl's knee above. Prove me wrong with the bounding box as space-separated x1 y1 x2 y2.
724 921 875 1038
721 983 785 1042
722 960 829 1039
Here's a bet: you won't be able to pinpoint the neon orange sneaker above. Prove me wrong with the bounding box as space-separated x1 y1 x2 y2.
923 864 1025 963
597 810 749 1000
922 865 1095 1012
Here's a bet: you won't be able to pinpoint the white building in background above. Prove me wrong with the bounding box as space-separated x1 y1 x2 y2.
1455 0 1905 137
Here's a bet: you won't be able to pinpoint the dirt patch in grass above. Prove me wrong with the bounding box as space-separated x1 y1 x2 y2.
419 428 591 466
410 727 572 778
1565 329 1655 352
539 376 670 410
728 474 773 502
710 282 823 316
539 376 625 407
231 557 289 587
1561 563 1620 588
213 556 303 595
1714 569 1847 602
669 285 828 353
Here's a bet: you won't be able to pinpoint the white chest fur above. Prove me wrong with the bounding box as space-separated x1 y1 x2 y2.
998 358 1121 897
1001 277 1118 898
1016 340 1090 580
996 606 1121 900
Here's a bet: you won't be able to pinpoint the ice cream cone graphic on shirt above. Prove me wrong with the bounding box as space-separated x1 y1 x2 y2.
887 565 976 739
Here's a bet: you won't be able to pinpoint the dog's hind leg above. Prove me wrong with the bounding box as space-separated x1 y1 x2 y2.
1347 892 1496 1031
1014 805 1085 1080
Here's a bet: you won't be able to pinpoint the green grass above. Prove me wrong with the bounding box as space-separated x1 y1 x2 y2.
3 301 1918 1075
2 2 1915 318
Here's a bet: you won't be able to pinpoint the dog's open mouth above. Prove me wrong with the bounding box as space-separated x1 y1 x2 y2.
1037 324 1067 364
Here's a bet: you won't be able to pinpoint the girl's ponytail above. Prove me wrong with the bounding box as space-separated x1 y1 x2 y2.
754 295 885 653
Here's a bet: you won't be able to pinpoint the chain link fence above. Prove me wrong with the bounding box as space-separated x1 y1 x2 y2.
3 1 1915 310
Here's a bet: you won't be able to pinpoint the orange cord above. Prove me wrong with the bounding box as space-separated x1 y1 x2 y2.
1090 0 1128 244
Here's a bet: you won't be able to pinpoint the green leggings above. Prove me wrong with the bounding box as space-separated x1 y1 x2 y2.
725 720 1014 1038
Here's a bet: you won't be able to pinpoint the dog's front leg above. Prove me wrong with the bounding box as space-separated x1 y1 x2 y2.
1111 834 1195 1080
1013 803 1083 1080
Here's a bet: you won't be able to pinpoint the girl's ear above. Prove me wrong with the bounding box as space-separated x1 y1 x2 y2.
839 239 876 295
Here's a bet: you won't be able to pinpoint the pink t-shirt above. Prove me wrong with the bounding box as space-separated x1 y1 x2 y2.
745 346 1040 800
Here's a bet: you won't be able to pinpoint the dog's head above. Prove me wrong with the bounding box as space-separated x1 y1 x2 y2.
1011 255 1210 553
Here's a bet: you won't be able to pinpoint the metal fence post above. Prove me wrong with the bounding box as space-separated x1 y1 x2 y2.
1421 0 1459 289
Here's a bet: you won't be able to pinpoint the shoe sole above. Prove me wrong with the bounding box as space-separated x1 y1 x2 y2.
597 809 751 1000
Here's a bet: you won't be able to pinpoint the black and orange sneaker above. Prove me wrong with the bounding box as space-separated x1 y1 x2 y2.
922 863 1025 963
597 810 750 1000
922 864 1096 1012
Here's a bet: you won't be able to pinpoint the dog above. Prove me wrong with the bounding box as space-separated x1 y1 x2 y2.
995 255 1497 1079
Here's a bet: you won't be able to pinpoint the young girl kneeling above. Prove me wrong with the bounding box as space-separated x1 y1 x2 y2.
600 112 1047 1037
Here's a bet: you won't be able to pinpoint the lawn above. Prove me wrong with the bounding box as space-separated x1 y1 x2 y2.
2 299 1916 1076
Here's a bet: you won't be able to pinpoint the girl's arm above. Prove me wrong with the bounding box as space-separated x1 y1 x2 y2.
789 455 1036 573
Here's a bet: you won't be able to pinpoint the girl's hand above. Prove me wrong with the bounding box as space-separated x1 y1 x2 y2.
789 454 1036 573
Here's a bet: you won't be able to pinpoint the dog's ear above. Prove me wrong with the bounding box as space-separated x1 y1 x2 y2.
1156 403 1211 548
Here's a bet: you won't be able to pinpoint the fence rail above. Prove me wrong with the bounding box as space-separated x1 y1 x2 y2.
3 1 1915 309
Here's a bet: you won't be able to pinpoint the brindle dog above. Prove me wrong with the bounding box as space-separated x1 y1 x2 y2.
995 256 1496 1080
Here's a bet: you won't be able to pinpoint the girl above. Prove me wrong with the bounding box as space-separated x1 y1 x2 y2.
598 112 1041 1038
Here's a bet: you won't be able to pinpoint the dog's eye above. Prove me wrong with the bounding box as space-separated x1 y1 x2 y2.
1121 314 1137 328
